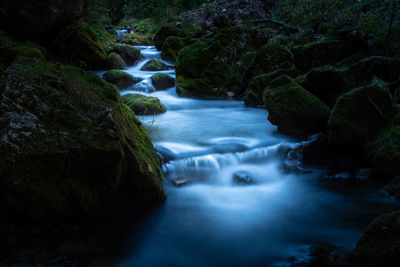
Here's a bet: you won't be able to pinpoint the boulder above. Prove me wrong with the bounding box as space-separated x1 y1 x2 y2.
102 70 141 89
121 33 153 46
123 94 166 115
301 133 330 165
348 210 400 267
366 125 400 177
106 52 127 69
113 44 140 65
328 84 395 150
141 58 170 71
154 23 202 50
263 75 331 137
151 73 175 90
0 57 165 225
161 36 193 62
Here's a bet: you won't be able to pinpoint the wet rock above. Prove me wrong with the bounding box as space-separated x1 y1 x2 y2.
383 176 400 199
151 73 175 90
113 44 140 65
122 33 153 46
172 177 189 187
106 52 127 69
154 23 202 50
355 168 372 180
301 133 329 165
141 58 170 71
324 172 351 180
122 94 166 115
102 70 142 89
280 160 312 174
232 171 256 185
161 36 193 62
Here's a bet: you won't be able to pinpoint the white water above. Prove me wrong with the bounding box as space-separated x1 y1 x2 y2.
96 46 399 266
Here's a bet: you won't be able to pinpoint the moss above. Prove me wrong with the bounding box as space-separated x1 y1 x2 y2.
154 22 203 50
0 56 165 225
348 56 400 84
245 67 299 107
122 32 153 46
366 126 400 177
161 36 193 62
141 58 169 71
349 210 400 267
151 73 175 90
122 93 166 115
107 52 127 69
328 84 395 150
113 44 140 65
102 69 142 89
263 75 331 137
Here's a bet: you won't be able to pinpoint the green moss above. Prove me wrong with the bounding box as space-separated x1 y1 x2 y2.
161 36 193 62
122 32 153 46
141 58 169 71
328 84 395 150
102 69 141 89
123 93 166 115
113 44 140 65
154 22 203 50
107 52 127 69
263 75 331 137
151 73 175 90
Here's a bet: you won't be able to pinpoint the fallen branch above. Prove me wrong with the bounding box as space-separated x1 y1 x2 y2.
367 95 386 121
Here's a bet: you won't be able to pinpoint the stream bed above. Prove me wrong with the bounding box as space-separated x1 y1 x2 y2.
95 46 399 266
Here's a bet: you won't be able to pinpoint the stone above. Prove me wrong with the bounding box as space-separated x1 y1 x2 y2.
106 52 127 69
233 171 256 185
113 44 140 65
355 168 372 180
102 70 142 89
151 73 175 90
122 94 166 115
141 58 170 71
172 177 189 187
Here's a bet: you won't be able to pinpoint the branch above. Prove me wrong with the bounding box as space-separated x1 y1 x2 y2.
367 96 386 121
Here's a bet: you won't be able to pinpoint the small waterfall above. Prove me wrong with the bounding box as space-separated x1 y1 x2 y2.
116 29 129 41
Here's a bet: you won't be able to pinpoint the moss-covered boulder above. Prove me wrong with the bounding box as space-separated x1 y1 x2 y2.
52 21 116 70
0 57 165 225
141 58 170 71
161 36 193 62
327 84 395 150
245 67 299 107
107 52 127 69
113 44 140 65
122 33 153 46
102 69 141 89
366 126 400 177
348 210 400 267
292 39 343 71
123 94 166 115
154 23 203 50
264 75 331 137
151 73 175 90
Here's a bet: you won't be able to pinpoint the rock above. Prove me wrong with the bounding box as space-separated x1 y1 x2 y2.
102 70 141 89
366 125 400 177
332 172 351 179
106 52 127 69
263 75 331 137
383 176 400 199
233 171 256 185
121 33 153 46
154 23 202 50
151 73 175 90
0 57 165 225
328 84 395 151
355 168 372 180
141 58 170 71
280 160 312 174
172 177 189 187
302 133 329 165
348 210 400 267
122 94 166 115
161 36 193 62
113 44 140 65
52 22 115 70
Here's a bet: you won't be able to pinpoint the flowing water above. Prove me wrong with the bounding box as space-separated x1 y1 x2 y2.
95 46 399 266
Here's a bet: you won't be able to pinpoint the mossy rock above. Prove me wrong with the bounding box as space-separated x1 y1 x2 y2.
292 39 343 71
328 84 395 150
151 73 175 90
245 67 299 107
141 58 169 71
122 33 153 46
113 44 140 65
176 76 217 98
107 52 127 69
348 210 400 267
263 75 331 137
123 94 166 115
102 69 141 89
0 57 165 225
249 43 294 77
52 21 116 70
366 125 400 177
161 36 193 62
154 22 203 50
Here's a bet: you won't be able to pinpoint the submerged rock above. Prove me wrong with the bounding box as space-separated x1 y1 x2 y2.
0 57 165 225
233 171 256 185
122 94 166 115
102 70 142 89
141 58 170 71
151 73 175 90
280 160 312 174
172 177 189 187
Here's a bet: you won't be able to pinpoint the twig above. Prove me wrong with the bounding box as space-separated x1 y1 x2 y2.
367 95 386 120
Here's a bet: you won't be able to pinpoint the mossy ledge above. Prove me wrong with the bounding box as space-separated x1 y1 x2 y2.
0 56 166 227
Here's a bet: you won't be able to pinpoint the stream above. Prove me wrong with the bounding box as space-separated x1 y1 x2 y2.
95 46 399 266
